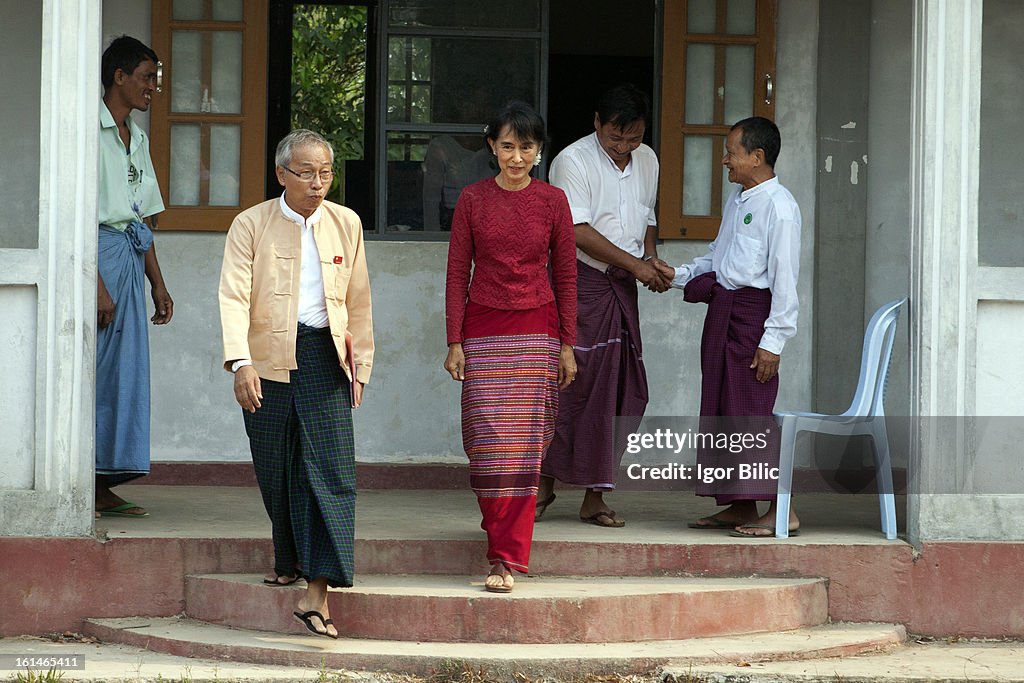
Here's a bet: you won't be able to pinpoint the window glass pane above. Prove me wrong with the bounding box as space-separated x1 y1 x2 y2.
209 124 240 206
387 85 407 123
979 0 1024 266
171 31 202 113
0 0 39 248
685 44 714 125
210 32 242 113
410 37 431 80
388 37 406 80
724 45 754 124
410 85 431 123
389 0 540 31
687 0 716 33
421 134 493 231
388 37 538 125
212 0 243 21
386 132 431 232
170 30 242 114
726 0 757 34
387 36 431 123
174 0 242 21
169 124 201 206
683 136 713 216
173 0 203 20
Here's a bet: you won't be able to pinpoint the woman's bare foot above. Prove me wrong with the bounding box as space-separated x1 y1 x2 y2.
485 563 514 593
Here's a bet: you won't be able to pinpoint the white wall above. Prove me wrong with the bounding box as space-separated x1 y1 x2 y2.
104 0 820 465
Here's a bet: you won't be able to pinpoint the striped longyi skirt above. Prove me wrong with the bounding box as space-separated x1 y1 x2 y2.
461 300 561 573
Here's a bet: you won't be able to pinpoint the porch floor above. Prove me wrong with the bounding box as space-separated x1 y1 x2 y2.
97 485 906 546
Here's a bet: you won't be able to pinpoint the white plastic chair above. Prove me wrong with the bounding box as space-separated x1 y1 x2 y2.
773 298 907 540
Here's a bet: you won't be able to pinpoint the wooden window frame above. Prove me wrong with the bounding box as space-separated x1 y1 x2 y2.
658 0 776 240
150 0 269 231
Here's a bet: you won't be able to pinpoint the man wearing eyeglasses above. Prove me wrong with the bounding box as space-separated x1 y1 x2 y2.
219 129 374 639
95 36 174 518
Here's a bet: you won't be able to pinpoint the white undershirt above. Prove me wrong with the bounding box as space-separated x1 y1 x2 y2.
279 193 330 329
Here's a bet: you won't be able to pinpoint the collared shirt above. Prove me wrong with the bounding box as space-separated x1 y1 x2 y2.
671 176 801 354
549 132 659 272
278 194 330 329
98 101 164 231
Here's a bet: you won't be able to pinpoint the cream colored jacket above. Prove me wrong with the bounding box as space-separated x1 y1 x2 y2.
219 198 374 384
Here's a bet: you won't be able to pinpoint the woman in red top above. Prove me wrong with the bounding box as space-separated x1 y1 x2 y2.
444 102 578 593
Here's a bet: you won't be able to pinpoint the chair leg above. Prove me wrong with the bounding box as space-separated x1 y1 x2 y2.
775 418 798 539
872 420 898 540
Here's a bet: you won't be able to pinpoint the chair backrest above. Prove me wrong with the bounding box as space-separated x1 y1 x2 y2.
845 298 907 417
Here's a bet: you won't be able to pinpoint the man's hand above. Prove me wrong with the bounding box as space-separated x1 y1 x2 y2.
233 365 262 413
557 343 577 391
444 343 465 381
633 257 672 293
151 284 174 325
750 347 780 383
645 259 676 292
97 277 115 329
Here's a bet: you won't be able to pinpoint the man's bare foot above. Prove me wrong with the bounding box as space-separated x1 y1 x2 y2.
730 503 799 537
263 572 301 586
95 481 147 516
295 578 337 637
579 489 624 526
688 501 760 529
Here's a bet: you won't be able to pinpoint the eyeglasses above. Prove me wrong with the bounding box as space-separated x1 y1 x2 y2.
283 166 334 183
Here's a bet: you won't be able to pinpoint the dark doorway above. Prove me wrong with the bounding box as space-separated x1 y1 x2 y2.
547 1 657 157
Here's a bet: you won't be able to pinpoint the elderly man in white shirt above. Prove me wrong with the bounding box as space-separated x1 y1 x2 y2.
536 84 671 528
659 116 802 538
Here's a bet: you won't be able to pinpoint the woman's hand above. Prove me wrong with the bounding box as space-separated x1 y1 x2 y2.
352 380 364 408
444 343 465 381
558 343 577 391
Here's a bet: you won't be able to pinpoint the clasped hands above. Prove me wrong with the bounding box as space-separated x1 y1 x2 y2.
636 257 676 293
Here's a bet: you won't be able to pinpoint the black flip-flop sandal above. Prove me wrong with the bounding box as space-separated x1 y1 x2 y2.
293 610 338 639
263 575 301 586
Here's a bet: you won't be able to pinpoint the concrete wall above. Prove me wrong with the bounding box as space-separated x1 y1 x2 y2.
813 1 870 418
808 0 913 475
865 0 912 425
101 0 818 466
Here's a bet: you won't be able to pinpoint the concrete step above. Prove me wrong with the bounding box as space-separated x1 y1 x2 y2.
184 573 829 643
82 616 906 678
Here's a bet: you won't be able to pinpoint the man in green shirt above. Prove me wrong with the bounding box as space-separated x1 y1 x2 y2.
95 36 174 517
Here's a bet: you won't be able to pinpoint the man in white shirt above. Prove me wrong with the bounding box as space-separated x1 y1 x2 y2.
659 116 802 538
537 84 671 528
